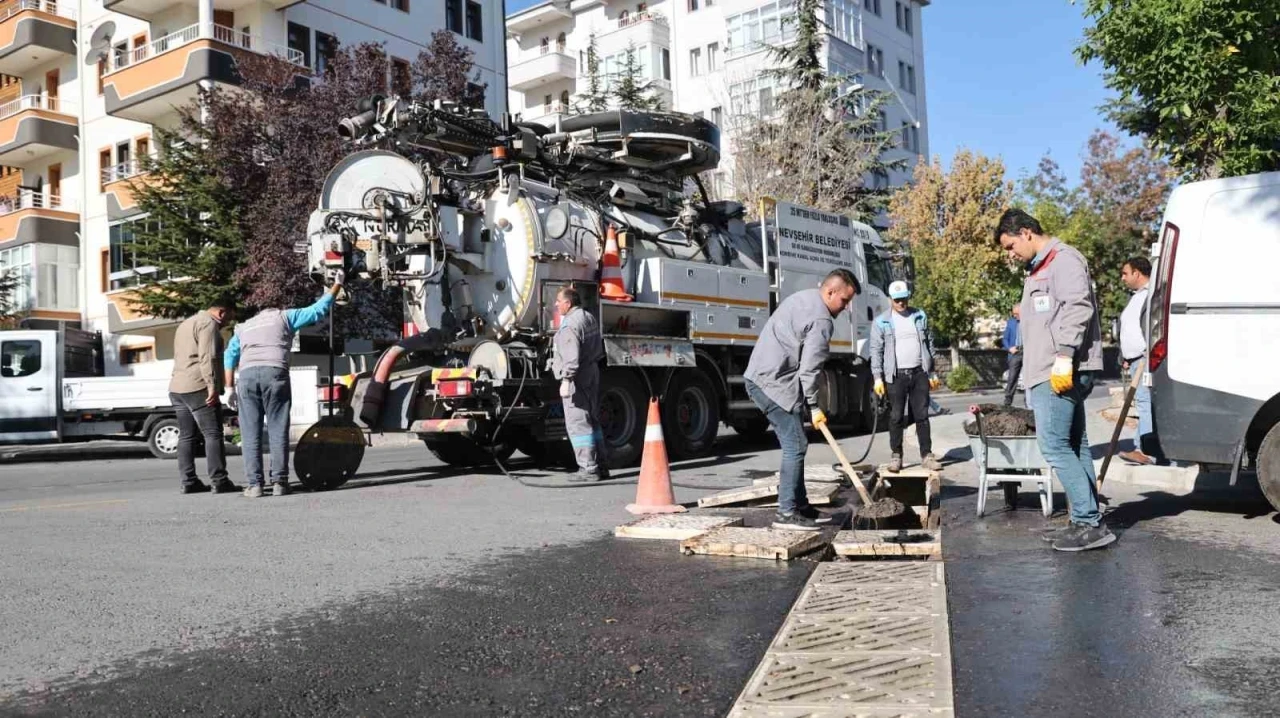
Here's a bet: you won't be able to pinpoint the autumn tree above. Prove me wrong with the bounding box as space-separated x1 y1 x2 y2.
886 150 1017 357
1076 0 1280 178
612 42 662 111
573 34 609 113
412 30 487 107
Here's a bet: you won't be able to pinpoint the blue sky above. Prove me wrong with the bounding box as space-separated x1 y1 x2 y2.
505 0 1119 186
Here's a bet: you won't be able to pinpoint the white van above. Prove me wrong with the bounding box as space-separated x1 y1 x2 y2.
1146 171 1280 509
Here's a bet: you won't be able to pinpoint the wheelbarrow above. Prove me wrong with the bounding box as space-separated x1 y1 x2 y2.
967 407 1055 518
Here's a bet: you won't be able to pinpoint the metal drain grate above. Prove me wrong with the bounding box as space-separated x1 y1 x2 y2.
812 562 944 586
744 653 951 708
772 614 944 655
794 583 945 617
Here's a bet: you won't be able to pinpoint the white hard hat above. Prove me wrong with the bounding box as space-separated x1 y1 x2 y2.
888 280 911 300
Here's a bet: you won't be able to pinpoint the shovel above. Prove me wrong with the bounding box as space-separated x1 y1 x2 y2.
819 423 906 520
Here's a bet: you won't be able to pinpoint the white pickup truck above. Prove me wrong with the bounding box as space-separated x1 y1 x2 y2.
0 328 181 458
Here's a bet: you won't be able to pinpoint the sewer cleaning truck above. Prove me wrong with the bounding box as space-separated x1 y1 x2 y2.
294 96 905 489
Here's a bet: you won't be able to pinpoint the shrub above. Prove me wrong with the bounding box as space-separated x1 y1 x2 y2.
946 364 978 393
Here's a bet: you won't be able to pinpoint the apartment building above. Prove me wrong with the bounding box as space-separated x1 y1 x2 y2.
0 0 506 376
505 0 928 203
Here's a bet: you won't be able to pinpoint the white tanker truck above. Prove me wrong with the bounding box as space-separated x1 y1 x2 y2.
293 96 907 489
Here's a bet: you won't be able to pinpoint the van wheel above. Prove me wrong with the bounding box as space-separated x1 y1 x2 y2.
147 418 181 459
662 369 720 460
1257 422 1280 512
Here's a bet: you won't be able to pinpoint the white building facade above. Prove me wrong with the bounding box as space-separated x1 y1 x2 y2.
0 0 506 376
505 0 928 204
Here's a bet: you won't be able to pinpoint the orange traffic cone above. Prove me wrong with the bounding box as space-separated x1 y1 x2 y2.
599 225 633 302
626 398 685 514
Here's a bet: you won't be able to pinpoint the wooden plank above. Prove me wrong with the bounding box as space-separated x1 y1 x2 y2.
681 526 828 560
753 466 846 485
754 482 842 507
878 464 938 480
614 514 743 540
832 529 942 558
697 482 779 507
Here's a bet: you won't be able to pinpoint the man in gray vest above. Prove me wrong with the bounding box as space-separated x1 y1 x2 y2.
224 272 344 497
551 286 608 482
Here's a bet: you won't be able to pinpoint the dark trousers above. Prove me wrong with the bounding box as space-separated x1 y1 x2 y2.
888 368 932 456
745 380 808 514
1004 352 1023 406
238 366 293 487
170 389 228 487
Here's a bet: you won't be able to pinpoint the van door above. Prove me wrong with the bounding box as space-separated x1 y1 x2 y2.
0 332 59 441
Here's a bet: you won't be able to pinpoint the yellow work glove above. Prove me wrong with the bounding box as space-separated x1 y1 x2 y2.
1050 355 1074 394
928 374 941 391
810 408 828 428
873 379 886 397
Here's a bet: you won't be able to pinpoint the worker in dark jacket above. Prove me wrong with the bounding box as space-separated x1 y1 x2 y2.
744 269 859 531
552 286 608 482
870 280 943 473
224 272 343 498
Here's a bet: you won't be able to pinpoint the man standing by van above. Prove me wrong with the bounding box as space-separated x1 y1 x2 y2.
870 280 943 473
1117 257 1163 466
996 209 1115 552
169 296 237 495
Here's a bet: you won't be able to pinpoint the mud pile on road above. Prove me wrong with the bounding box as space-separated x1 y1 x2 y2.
964 404 1036 437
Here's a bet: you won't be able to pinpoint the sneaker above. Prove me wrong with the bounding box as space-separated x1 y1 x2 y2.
920 453 943 471
243 484 264 498
567 470 599 483
211 480 240 494
795 504 835 524
272 482 290 497
1038 524 1074 543
887 454 903 473
772 512 821 531
1119 450 1155 466
1052 523 1117 552
181 482 210 495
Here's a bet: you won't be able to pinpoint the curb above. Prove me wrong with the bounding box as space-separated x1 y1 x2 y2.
1095 459 1200 494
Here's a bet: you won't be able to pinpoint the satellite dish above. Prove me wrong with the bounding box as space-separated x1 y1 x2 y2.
85 21 116 65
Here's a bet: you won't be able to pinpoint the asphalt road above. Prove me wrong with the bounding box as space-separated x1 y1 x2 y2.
5 386 1280 717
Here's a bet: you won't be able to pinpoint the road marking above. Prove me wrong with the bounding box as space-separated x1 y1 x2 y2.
0 499 129 513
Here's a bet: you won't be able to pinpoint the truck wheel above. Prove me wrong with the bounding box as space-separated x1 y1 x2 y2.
662 369 720 460
1257 422 1280 512
729 417 771 442
599 368 647 468
424 436 515 468
148 418 181 459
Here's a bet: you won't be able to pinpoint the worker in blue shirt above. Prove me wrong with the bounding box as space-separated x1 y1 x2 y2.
1002 304 1022 407
224 272 343 497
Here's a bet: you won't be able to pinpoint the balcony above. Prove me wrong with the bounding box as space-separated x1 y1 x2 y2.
509 47 576 91
506 1 573 37
102 22 307 123
522 101 571 126
600 10 669 47
105 287 178 335
0 0 76 76
102 158 157 220
0 190 77 252
0 95 77 166
105 0 301 22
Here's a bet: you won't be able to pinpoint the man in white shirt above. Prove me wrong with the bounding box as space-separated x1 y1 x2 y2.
1117 256 1163 465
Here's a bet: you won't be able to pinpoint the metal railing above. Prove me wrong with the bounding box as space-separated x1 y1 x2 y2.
0 0 76 22
538 41 567 55
101 156 154 185
107 22 305 73
0 94 74 120
617 10 668 29
0 189 76 215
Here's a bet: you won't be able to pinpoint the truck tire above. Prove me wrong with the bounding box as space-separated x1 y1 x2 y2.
1257 422 1280 512
424 436 515 468
599 368 647 468
729 417 771 443
147 418 182 459
662 369 720 460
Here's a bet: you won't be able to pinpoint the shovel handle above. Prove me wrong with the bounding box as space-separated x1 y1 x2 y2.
819 423 875 505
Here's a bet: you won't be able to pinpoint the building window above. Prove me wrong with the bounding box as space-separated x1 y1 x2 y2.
900 121 919 152
0 244 32 312
287 23 311 69
898 61 916 93
688 0 698 10
446 0 463 34
121 345 155 364
465 1 483 42
316 32 337 76
391 0 408 11
864 0 881 15
877 110 887 132
390 57 412 95
867 44 884 77
710 105 722 126
896 2 913 35
689 47 702 76
726 1 798 57
706 42 719 71
108 218 164 291
556 32 566 52
826 0 861 47
36 244 78 311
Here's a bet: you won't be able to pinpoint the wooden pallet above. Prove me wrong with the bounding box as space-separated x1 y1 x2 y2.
614 514 743 540
680 526 828 560
698 481 841 508
753 482 841 508
832 528 942 558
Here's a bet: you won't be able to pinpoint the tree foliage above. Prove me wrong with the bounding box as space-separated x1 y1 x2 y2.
1076 0 1280 178
612 42 663 111
0 266 21 328
573 34 609 113
886 150 1017 345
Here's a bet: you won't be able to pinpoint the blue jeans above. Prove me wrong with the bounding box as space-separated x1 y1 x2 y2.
238 366 292 487
1127 360 1165 462
1029 372 1099 526
745 380 809 514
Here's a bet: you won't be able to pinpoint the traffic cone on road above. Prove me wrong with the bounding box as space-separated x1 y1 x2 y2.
626 398 685 515
599 225 633 302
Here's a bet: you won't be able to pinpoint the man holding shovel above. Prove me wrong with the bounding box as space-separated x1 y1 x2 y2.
744 269 859 531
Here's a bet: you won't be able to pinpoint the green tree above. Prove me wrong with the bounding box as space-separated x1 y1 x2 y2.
573 34 609 113
0 266 21 328
612 42 662 111
1076 0 1280 178
127 116 247 320
886 150 1018 354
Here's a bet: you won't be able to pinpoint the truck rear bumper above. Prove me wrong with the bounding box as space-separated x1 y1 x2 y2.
409 418 477 434
1151 365 1261 465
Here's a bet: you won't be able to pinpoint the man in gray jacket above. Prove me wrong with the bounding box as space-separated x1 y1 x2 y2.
745 269 859 531
997 209 1113 552
870 280 943 473
552 286 608 482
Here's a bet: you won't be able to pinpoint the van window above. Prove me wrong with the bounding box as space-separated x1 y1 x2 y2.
1 340 41 378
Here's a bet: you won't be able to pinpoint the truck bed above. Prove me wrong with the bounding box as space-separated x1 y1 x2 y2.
62 377 172 413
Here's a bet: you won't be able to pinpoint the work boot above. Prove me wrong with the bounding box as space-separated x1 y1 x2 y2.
272 482 290 497
920 453 943 471
887 454 903 473
795 504 835 525
567 470 599 483
1051 523 1117 552
211 480 240 494
243 484 264 498
772 511 821 532
181 482 210 495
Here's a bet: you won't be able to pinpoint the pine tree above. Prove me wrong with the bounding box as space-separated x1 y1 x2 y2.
612 42 662 111
0 266 21 328
573 34 609 113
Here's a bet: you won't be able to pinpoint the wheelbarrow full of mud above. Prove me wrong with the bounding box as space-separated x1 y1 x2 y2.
967 407 1055 518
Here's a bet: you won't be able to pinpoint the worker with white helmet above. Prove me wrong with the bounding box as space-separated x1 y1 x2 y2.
869 280 943 473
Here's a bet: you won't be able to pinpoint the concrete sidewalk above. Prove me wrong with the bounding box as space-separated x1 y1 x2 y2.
0 431 421 464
